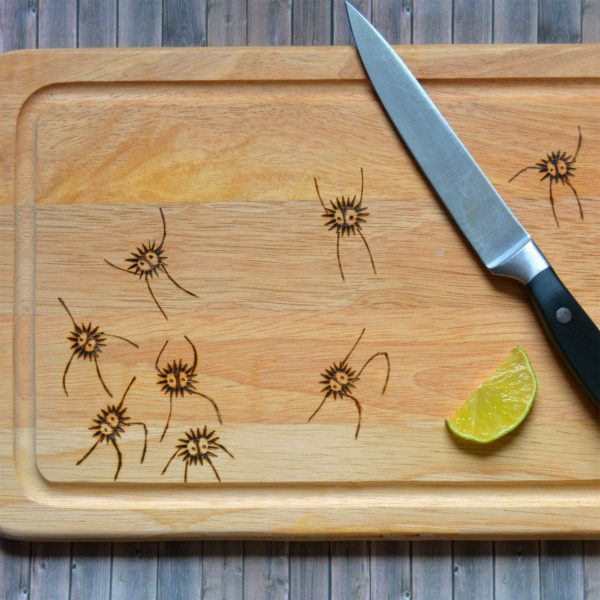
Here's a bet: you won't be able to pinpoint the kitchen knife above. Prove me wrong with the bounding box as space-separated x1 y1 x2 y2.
346 2 599 407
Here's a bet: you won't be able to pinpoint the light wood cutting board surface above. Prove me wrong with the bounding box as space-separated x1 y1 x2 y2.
0 46 598 539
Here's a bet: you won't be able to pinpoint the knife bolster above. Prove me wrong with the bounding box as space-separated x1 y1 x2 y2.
490 240 549 284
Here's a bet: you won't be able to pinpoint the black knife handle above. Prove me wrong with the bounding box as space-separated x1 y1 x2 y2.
527 267 599 408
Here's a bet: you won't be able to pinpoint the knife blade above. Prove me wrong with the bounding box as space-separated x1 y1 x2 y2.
346 2 599 407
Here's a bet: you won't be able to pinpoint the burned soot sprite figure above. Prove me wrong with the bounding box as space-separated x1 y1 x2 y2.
104 207 197 320
308 328 390 439
76 377 148 481
156 336 223 442
161 426 234 483
59 297 138 398
509 126 583 227
315 168 376 281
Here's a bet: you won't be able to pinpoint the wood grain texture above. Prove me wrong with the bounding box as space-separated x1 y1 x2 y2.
78 0 117 48
412 542 452 600
372 0 413 44
582 0 600 41
292 0 331 44
333 0 371 44
0 0 36 51
540 541 585 600
289 542 329 600
0 538 31 600
494 541 541 600
584 540 600 600
538 0 582 42
207 0 248 45
202 541 243 600
1 46 600 540
453 541 494 600
331 542 370 600
413 0 452 43
111 542 158 600
454 0 492 42
494 0 537 43
370 541 411 600
118 0 162 47
244 541 289 600
29 543 71 600
163 0 208 47
38 0 76 48
70 542 112 600
157 541 203 600
0 0 597 596
248 0 292 45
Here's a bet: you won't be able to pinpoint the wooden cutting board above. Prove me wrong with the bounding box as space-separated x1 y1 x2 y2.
0 46 598 540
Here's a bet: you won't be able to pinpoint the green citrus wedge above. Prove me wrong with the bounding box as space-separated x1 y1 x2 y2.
446 347 537 443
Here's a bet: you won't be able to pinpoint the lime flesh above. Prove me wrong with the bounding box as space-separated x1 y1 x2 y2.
446 347 537 443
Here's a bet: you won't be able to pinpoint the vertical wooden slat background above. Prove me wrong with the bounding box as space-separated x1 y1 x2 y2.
0 1 599 599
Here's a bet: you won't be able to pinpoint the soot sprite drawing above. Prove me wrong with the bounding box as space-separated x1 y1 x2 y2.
59 297 138 398
161 426 234 483
314 168 377 281
155 336 223 442
308 328 391 439
76 377 148 481
509 126 583 227
104 207 197 319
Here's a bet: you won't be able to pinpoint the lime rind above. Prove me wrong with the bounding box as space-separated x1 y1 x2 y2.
446 347 537 444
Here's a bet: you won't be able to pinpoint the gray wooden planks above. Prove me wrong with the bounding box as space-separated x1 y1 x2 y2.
292 0 331 44
454 0 493 42
38 0 76 48
412 541 452 600
372 0 414 43
332 0 371 44
0 538 31 600
118 0 162 46
207 0 248 45
111 542 158 600
163 0 208 46
289 542 330 600
370 541 411 600
157 541 203 600
453 541 494 600
495 541 541 600
78 0 117 47
244 541 289 600
70 543 112 600
413 0 452 43
202 541 243 600
584 540 600 600
248 0 292 45
493 0 538 42
538 0 582 42
540 541 585 600
330 541 370 600
29 543 71 600
0 0 36 51
583 0 600 41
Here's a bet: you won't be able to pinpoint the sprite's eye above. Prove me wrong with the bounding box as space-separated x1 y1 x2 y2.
335 372 348 384
187 441 199 456
557 160 567 175
179 373 188 387
345 210 357 223
547 163 557 176
78 335 86 345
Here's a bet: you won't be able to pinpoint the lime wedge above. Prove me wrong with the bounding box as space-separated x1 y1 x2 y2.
446 347 537 443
